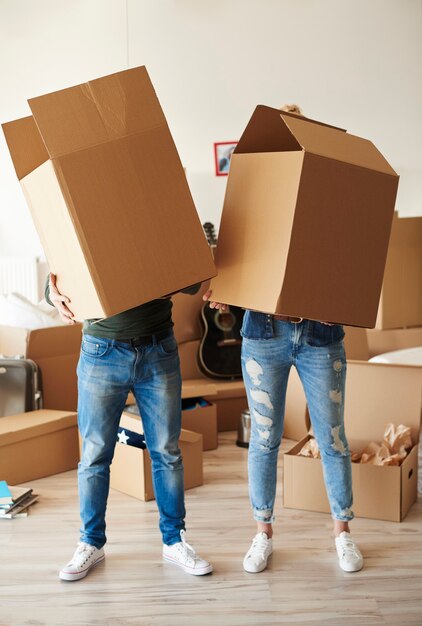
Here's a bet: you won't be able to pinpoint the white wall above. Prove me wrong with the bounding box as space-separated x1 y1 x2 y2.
0 0 421 258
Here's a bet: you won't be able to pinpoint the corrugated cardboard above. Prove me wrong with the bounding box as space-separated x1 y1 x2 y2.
344 326 370 361
110 410 203 501
376 214 422 329
0 409 79 484
0 324 81 411
366 327 422 359
284 362 422 521
2 67 216 320
181 400 218 451
210 106 399 327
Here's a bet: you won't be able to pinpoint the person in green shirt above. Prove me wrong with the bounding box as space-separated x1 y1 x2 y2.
46 274 213 581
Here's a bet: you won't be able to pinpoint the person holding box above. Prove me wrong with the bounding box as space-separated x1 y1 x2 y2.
202 103 363 577
46 274 213 581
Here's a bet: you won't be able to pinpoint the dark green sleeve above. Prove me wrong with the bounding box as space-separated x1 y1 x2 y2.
44 276 54 307
179 282 202 295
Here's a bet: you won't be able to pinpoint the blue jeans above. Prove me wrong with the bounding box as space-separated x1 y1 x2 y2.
77 330 185 548
241 314 354 523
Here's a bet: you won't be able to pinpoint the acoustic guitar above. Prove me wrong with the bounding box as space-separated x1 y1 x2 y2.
198 223 244 379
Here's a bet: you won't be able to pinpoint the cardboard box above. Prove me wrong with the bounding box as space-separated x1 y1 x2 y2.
110 410 203 501
366 326 422 359
376 214 422 329
2 66 216 320
210 106 399 327
181 398 218 451
0 409 79 484
0 324 81 411
284 362 422 521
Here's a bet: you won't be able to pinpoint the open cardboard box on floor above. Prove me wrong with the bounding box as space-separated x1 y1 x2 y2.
0 324 81 411
110 409 203 502
210 106 399 327
2 66 215 321
375 213 422 330
0 409 79 484
283 361 422 521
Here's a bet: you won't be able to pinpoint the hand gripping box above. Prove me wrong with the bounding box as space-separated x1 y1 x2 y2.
283 361 422 521
0 409 79 484
2 66 216 321
109 409 203 502
210 106 399 328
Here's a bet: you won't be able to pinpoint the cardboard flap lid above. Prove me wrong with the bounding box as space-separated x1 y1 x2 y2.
345 361 422 444
281 114 397 176
26 324 82 359
0 410 77 447
28 66 167 158
235 105 302 154
2 115 49 180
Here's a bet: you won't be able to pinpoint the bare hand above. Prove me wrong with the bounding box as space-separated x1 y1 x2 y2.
49 273 75 324
202 289 228 311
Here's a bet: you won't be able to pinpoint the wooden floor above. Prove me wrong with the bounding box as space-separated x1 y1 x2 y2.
1 432 421 626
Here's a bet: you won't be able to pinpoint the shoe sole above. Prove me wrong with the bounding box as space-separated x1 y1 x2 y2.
59 554 105 581
338 560 363 573
162 555 213 576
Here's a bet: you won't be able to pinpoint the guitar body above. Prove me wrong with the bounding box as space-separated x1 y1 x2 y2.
198 303 244 379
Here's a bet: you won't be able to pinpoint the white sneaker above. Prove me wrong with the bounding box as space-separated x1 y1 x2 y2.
162 530 213 576
335 531 363 572
59 542 105 581
243 532 273 573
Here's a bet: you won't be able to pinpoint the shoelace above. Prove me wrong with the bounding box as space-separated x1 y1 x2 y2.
178 531 199 563
337 536 359 560
71 543 95 565
249 535 270 559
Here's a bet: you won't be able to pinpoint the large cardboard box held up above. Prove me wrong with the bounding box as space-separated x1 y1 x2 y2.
0 324 81 411
376 213 422 329
283 362 422 521
110 410 203 502
210 106 399 327
2 67 216 321
0 409 79 484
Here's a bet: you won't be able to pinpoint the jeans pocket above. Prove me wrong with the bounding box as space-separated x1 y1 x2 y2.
158 334 178 356
307 323 345 347
81 336 110 357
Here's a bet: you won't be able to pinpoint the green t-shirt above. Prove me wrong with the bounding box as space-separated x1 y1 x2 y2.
45 280 200 340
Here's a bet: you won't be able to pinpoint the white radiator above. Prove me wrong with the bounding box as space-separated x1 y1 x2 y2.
0 257 42 303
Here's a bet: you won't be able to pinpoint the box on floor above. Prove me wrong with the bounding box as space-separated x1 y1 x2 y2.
210 106 398 327
2 66 215 321
283 361 422 521
0 409 79 484
110 410 203 502
0 324 81 411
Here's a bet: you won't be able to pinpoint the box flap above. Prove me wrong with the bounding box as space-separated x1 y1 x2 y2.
28 66 167 158
235 105 302 154
180 428 202 444
182 379 218 399
25 324 82 359
281 114 397 176
345 361 422 447
2 115 49 180
0 410 77 447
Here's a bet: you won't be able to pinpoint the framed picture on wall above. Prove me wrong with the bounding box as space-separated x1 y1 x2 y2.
213 141 238 176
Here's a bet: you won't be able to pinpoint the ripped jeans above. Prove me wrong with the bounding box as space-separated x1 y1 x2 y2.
241 313 353 523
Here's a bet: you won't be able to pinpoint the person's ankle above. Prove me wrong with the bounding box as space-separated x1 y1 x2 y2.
334 521 350 537
257 525 273 539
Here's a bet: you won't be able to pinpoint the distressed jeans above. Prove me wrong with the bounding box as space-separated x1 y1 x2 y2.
77 330 185 548
241 315 354 523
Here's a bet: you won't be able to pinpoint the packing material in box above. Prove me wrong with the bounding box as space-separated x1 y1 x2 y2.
376 214 422 329
0 324 81 411
210 106 399 327
0 409 79 484
2 66 216 321
283 361 422 521
366 326 422 359
110 410 203 502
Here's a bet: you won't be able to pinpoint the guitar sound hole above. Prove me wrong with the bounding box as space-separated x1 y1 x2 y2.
214 311 235 332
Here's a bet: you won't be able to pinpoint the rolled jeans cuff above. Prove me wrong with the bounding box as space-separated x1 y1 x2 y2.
253 508 275 524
